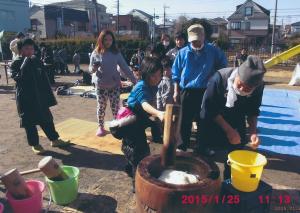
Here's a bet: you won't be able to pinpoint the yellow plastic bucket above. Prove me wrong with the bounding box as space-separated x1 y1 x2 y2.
227 150 267 192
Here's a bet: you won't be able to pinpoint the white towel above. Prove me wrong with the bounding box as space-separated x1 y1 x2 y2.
226 68 239 108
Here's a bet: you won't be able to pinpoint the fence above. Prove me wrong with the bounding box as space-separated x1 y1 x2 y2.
225 50 300 67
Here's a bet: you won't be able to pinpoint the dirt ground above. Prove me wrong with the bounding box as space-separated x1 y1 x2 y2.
0 64 299 213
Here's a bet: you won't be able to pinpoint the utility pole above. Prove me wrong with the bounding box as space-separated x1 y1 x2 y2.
92 0 99 34
61 3 64 29
117 0 120 36
153 8 156 46
163 5 169 33
271 0 278 55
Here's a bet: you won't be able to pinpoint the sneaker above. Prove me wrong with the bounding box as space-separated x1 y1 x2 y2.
96 127 106 137
177 144 187 152
51 139 71 147
32 145 46 154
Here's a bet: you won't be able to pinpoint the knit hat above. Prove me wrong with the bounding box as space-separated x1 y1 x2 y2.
238 55 266 87
187 24 204 42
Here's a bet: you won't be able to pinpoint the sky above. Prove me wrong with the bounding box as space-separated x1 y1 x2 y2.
30 0 300 25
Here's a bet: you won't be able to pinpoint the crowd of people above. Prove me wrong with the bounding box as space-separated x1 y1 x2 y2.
10 23 265 193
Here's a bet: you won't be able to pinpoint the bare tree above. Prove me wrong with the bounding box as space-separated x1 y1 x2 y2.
175 15 189 33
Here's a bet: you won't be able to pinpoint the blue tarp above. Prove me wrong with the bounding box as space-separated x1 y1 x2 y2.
258 88 300 156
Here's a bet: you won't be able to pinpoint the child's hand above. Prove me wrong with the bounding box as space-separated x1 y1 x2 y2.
157 111 165 122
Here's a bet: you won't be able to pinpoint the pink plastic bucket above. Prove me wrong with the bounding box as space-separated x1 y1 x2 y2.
6 180 45 213
0 202 4 213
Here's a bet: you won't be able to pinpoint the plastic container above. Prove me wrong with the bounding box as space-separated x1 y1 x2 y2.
0 202 4 213
45 166 79 205
227 150 267 192
6 180 45 213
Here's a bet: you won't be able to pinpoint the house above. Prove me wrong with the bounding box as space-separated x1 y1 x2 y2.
112 15 148 39
30 5 89 39
50 0 112 34
291 22 300 35
156 19 176 38
0 0 30 33
128 9 154 39
227 0 270 47
209 17 228 39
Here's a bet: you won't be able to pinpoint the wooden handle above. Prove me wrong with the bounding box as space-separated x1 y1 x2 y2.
161 104 181 167
20 168 41 176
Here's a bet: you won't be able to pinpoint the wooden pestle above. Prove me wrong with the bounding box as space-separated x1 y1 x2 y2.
161 104 181 168
38 156 69 181
0 169 30 199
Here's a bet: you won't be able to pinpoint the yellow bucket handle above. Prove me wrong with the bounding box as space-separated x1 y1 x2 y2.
227 160 257 178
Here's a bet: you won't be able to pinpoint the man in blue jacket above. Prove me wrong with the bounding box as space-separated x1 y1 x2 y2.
172 24 227 153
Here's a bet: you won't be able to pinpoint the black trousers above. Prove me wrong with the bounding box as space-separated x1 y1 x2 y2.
121 109 151 190
24 121 59 146
178 88 206 151
198 120 246 179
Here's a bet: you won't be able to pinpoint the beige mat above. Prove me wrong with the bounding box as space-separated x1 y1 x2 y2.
120 93 129 100
38 118 123 155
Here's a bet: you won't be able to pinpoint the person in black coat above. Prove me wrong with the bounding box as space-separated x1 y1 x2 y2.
154 34 173 59
199 55 266 179
11 38 69 154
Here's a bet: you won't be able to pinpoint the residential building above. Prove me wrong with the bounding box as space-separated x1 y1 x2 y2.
128 9 153 39
0 0 30 33
227 0 270 47
291 21 300 35
112 15 148 39
50 0 112 34
156 20 176 38
30 5 89 39
209 17 228 39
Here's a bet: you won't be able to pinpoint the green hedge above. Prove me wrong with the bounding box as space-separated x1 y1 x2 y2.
41 38 150 63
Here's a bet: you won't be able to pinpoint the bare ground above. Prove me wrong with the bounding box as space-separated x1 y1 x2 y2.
0 64 299 212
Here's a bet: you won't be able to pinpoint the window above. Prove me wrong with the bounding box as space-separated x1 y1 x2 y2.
231 22 241 30
212 25 218 34
31 19 38 31
0 10 15 21
245 7 253 16
245 21 251 30
119 26 127 30
231 39 240 44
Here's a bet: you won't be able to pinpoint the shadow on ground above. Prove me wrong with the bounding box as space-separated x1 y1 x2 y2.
42 145 125 172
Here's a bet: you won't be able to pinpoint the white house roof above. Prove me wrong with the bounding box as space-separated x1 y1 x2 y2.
128 9 153 19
